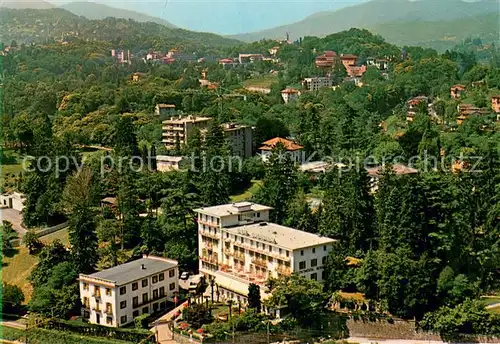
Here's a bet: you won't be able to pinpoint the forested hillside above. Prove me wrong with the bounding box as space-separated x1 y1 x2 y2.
0 8 241 53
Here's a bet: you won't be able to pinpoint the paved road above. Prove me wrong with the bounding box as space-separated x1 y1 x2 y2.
0 208 25 237
152 301 189 344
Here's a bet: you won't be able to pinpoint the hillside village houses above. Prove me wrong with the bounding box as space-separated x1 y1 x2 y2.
79 255 179 327
406 96 429 121
451 84 466 99
280 88 301 103
259 137 305 163
196 202 336 312
491 95 500 116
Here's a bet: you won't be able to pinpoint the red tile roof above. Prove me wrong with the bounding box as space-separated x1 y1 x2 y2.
366 164 418 177
259 137 304 151
340 54 358 59
451 84 466 90
281 88 300 94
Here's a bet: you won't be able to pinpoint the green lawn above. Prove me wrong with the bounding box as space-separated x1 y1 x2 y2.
480 296 500 306
230 180 262 202
2 229 69 302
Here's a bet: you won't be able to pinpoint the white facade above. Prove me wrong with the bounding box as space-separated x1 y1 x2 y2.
79 256 179 327
0 192 25 212
195 202 336 304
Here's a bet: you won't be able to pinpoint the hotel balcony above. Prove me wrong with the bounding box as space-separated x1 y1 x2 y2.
223 248 233 256
251 258 268 268
203 241 214 249
198 219 219 228
276 265 292 276
200 231 219 240
217 266 267 285
200 255 218 265
233 251 245 261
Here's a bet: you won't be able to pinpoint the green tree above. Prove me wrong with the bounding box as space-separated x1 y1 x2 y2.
247 283 261 313
2 283 25 314
254 143 297 224
1 220 18 253
22 229 43 255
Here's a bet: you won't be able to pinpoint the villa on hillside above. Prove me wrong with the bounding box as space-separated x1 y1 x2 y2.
280 88 301 103
259 137 305 163
450 85 466 99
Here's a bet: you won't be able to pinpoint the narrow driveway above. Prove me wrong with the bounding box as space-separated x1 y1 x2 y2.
152 301 188 344
0 208 25 237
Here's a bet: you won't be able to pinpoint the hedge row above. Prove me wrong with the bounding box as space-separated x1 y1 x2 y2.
1 326 134 344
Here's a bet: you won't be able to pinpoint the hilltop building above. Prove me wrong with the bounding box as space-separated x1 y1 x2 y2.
259 137 305 163
162 115 213 150
79 256 178 327
280 88 301 103
315 51 338 69
302 77 333 91
155 104 176 117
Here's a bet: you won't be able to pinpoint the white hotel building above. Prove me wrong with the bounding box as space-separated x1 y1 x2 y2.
79 255 179 327
195 202 336 304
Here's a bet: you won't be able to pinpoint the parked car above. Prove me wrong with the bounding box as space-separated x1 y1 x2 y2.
180 271 190 280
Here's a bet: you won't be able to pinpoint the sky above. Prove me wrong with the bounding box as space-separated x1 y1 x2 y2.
48 0 367 34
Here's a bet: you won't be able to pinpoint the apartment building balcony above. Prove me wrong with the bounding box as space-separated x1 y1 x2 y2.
162 125 185 131
251 258 267 268
104 308 113 315
223 248 233 256
200 230 219 240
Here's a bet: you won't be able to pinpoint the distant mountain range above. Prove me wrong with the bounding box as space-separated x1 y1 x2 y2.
59 2 176 28
0 0 176 28
230 0 499 50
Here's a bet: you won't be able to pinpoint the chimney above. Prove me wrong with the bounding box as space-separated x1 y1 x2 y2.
141 264 146 270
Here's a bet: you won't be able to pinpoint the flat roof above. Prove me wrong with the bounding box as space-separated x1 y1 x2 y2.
162 116 212 125
226 222 336 250
194 202 272 217
82 256 177 286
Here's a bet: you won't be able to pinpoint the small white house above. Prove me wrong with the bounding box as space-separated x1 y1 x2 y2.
0 192 25 212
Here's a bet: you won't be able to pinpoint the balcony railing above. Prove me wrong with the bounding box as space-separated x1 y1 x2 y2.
234 251 245 260
200 255 218 265
200 231 219 240
198 219 219 228
277 265 291 276
223 248 232 256
204 241 214 249
251 258 267 268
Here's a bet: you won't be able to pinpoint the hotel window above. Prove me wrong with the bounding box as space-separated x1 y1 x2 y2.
142 279 148 287
256 242 259 249
119 286 126 295
269 246 272 252
83 283 89 291
279 248 282 255
312 248 316 254
132 282 138 291
240 237 244 243
83 297 89 308
105 288 112 296
299 261 306 270
159 273 165 281
300 250 304 256
152 275 158 284
311 258 318 267
153 289 159 299
286 251 289 257
153 303 159 312
133 310 139 318
133 296 139 307
169 282 176 291
256 212 260 218
143 307 149 314
226 232 229 238
106 303 113 313
322 256 327 265
169 270 175 278
120 316 127 324
323 245 327 251
311 273 317 281
160 287 165 297
106 317 113 325
94 286 101 297
142 293 148 304
268 256 273 263
217 218 220 225
120 300 127 309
